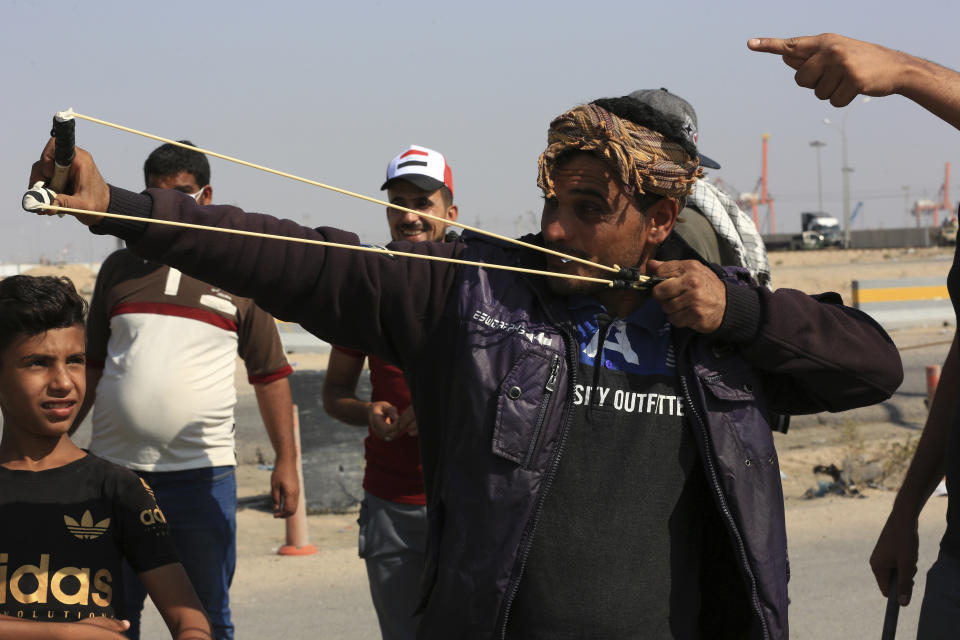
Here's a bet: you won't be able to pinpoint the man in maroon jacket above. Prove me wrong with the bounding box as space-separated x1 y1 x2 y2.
322 145 458 640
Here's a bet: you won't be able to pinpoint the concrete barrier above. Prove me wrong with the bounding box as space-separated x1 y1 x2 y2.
0 263 45 277
274 320 331 353
852 276 955 330
850 227 933 249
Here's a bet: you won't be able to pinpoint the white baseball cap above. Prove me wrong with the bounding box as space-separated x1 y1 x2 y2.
381 145 454 198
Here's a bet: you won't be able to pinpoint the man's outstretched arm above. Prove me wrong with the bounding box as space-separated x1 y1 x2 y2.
748 33 960 129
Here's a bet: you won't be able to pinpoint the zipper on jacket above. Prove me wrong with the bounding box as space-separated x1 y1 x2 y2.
679 371 771 640
522 353 561 469
499 326 578 639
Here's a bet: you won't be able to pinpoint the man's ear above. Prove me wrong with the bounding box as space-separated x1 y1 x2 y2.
198 185 213 206
646 198 678 245
446 204 459 222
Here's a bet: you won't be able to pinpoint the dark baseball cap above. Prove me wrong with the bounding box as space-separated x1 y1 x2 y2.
626 88 721 170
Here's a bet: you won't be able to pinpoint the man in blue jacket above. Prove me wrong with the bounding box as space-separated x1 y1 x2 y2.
29 91 903 639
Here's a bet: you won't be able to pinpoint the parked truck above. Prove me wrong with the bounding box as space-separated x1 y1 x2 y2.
762 212 843 251
801 212 843 247
937 217 958 245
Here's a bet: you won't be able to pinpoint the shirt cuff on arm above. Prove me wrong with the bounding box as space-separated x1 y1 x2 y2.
713 282 761 344
90 185 152 243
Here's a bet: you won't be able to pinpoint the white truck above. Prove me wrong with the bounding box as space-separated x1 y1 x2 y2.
801 212 842 247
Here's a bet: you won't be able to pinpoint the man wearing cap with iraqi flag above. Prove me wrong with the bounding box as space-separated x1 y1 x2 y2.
322 145 457 640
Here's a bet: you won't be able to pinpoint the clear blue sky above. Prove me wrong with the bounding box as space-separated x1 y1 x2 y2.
3 0 960 264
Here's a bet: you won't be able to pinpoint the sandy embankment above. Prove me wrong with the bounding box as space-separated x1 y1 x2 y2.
22 245 954 303
768 246 953 299
21 263 98 295
23 247 959 499
234 247 957 575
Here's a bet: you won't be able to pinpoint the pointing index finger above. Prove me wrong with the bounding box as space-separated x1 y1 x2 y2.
748 36 820 61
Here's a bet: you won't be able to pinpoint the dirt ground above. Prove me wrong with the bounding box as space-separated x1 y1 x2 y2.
22 263 98 296
231 421 932 556
768 246 953 299
19 245 956 305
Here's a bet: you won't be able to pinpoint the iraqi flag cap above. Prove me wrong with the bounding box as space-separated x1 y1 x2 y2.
381 145 454 198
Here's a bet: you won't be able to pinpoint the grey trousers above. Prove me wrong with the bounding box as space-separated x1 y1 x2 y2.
918 550 960 640
358 491 428 640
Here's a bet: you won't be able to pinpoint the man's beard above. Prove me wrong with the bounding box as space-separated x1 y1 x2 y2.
546 276 607 297
542 242 608 296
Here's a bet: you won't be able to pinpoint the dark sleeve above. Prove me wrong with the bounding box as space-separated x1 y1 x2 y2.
95 186 461 368
714 274 903 415
114 471 180 573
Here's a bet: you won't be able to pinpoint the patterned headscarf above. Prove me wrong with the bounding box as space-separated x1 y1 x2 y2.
537 103 703 201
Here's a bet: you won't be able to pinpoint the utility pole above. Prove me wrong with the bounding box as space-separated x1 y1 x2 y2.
841 120 853 248
823 115 855 247
825 97 870 249
809 140 826 213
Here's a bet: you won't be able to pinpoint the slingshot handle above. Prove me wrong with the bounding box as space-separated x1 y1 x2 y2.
49 109 76 194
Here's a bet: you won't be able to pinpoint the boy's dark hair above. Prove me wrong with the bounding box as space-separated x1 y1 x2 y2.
143 140 210 188
0 276 88 357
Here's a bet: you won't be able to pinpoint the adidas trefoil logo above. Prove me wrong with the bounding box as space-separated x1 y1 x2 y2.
64 510 111 540
140 477 156 500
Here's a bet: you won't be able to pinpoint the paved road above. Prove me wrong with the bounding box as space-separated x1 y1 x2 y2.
68 325 954 638
787 495 947 639
790 326 953 430
134 496 949 640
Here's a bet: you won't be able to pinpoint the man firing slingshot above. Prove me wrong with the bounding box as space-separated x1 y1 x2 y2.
26 91 902 639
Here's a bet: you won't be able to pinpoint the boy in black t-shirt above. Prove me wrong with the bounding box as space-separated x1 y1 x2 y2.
0 275 212 639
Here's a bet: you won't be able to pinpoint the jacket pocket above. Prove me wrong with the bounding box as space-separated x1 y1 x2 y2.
699 367 757 402
492 350 561 468
699 364 776 464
